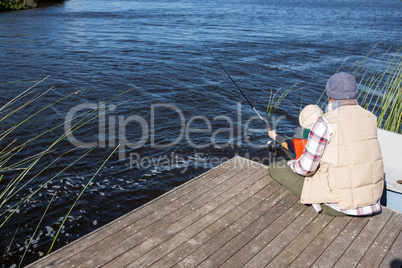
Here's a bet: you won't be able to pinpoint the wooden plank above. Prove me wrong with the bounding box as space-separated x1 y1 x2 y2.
57 157 253 267
358 212 402 267
199 190 300 268
244 206 319 268
334 208 394 267
379 220 402 268
288 216 353 268
91 161 263 267
266 213 334 268
124 170 273 267
153 181 291 268
26 156 239 267
218 193 301 268
176 187 299 268
311 216 371 267
195 189 295 268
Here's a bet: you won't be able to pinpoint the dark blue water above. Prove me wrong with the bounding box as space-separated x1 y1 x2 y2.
0 0 401 266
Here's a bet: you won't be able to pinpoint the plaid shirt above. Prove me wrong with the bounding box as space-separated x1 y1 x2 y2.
287 116 382 216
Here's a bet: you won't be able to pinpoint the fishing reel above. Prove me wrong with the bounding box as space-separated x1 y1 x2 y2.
267 140 295 160
266 140 279 156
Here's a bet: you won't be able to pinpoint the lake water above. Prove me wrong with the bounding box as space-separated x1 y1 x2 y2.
0 0 401 266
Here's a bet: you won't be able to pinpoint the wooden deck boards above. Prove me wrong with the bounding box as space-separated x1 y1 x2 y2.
27 156 402 268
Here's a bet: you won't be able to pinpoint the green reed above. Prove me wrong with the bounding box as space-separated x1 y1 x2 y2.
0 78 128 266
266 82 301 118
355 43 402 133
19 190 57 268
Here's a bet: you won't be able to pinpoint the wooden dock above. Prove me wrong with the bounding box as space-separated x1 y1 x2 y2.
27 156 402 267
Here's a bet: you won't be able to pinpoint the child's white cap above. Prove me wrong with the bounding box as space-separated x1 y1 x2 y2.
299 105 323 129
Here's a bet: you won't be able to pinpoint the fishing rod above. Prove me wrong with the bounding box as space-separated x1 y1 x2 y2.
202 41 295 160
201 41 270 130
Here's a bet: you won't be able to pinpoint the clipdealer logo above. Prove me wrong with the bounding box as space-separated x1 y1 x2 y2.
64 102 285 163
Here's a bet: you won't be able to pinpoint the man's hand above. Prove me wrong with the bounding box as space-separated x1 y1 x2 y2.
268 130 277 140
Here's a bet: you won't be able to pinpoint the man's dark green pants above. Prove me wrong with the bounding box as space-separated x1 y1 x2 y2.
268 159 346 217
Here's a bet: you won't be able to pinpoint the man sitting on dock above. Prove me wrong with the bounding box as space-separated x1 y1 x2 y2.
268 72 384 216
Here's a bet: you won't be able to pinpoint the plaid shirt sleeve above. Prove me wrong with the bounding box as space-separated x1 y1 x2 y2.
287 117 332 176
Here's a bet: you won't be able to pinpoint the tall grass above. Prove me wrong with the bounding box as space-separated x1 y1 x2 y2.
354 44 402 133
265 82 301 118
0 78 127 266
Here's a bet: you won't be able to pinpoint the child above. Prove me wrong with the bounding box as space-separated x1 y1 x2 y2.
268 105 323 159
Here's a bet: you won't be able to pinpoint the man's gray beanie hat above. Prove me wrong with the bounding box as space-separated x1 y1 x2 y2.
326 72 358 100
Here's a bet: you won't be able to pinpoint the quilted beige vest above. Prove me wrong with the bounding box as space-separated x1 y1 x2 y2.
300 104 384 209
